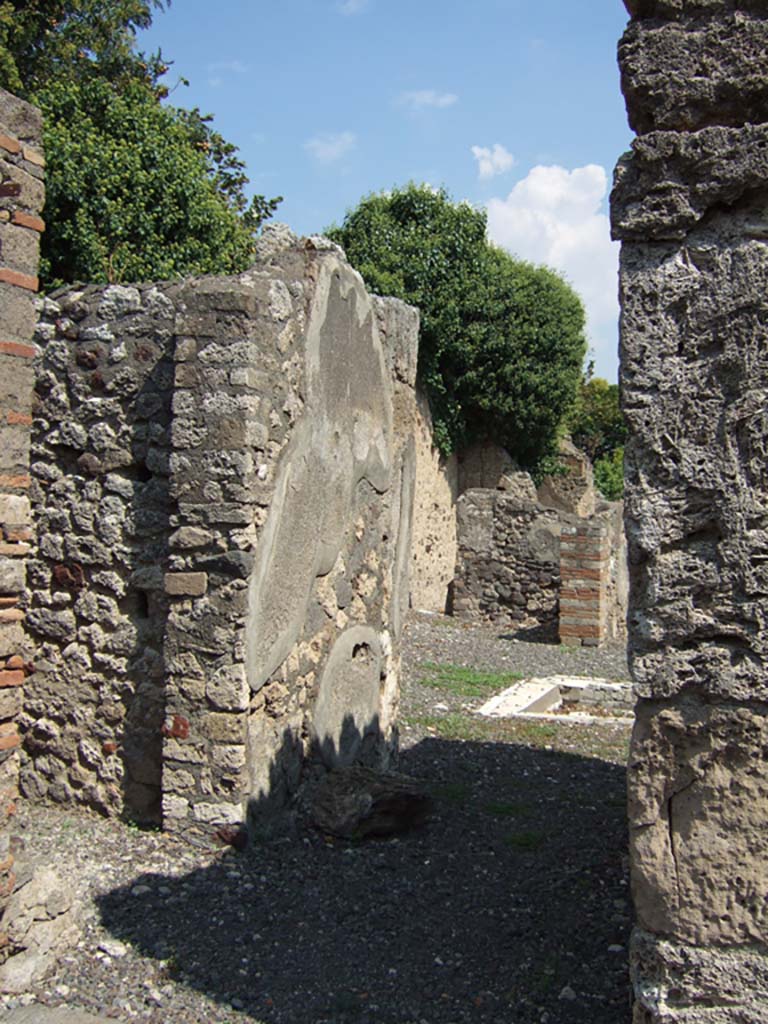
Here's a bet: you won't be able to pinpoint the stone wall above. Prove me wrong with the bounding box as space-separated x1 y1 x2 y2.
23 227 418 837
0 87 43 950
451 489 567 639
409 391 458 612
613 1 768 1019
451 451 627 643
27 281 176 821
536 436 597 518
409 434 547 614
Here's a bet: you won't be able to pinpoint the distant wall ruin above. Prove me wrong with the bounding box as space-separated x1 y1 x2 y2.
448 443 628 644
614 1 768 1018
24 228 418 836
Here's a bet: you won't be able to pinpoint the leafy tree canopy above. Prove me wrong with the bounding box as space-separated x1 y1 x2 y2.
568 372 626 463
328 184 587 465
567 371 626 499
0 0 280 286
593 446 624 502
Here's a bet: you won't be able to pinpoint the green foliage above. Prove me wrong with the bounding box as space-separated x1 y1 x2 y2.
568 372 626 498
328 184 586 464
593 446 624 502
0 0 165 96
0 0 280 287
568 374 626 463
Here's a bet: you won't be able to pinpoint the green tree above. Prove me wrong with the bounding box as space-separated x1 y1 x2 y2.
593 446 624 502
328 184 586 465
568 373 626 463
567 371 626 498
0 0 280 286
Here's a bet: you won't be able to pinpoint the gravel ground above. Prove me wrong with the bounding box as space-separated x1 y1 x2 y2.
2 613 633 1024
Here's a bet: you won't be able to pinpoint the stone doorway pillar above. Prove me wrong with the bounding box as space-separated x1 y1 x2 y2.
613 2 768 1019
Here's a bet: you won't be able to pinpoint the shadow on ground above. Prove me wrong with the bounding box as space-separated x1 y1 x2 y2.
97 737 632 1024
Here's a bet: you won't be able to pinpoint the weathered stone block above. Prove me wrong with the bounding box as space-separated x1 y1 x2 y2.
164 572 207 597
612 124 768 242
204 713 245 744
630 698 768 946
206 663 249 712
631 929 768 1023
620 17 768 134
0 87 43 144
0 558 23 594
191 800 242 824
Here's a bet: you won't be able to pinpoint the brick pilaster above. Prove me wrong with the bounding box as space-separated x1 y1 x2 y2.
559 522 610 646
0 86 43 950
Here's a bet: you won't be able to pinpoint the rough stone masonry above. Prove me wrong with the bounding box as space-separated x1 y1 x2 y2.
613 1 768 1020
24 225 418 837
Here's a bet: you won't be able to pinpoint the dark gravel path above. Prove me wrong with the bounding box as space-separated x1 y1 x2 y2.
2 614 633 1024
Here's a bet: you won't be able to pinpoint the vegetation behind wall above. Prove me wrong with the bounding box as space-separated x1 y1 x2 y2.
0 0 280 287
328 184 587 471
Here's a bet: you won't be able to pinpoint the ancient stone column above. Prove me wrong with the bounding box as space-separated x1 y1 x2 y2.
613 2 768 1019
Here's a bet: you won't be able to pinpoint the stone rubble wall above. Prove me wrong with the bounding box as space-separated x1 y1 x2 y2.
450 489 568 639
613 1 768 1019
27 282 177 822
23 228 418 838
0 88 44 961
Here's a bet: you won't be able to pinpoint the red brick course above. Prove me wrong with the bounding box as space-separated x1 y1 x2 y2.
0 341 36 359
0 267 38 292
11 211 45 233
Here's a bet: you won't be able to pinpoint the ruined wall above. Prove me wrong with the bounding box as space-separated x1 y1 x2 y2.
27 283 176 820
451 489 567 639
0 86 43 967
23 228 418 836
536 436 597 518
409 391 458 612
409 433 545 614
613 1 768 1019
451 450 627 643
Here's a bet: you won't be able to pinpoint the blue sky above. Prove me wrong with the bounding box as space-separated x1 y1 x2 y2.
141 1 633 381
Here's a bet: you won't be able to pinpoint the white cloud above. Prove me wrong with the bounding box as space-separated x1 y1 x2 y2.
304 131 357 164
398 89 458 111
337 0 368 13
472 143 515 180
486 164 620 378
207 59 248 88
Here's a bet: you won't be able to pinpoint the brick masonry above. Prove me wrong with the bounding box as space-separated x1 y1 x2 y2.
559 522 611 646
0 86 43 968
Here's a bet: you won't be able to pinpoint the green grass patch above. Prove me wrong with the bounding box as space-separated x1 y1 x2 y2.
507 720 558 743
408 712 488 742
415 662 523 699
